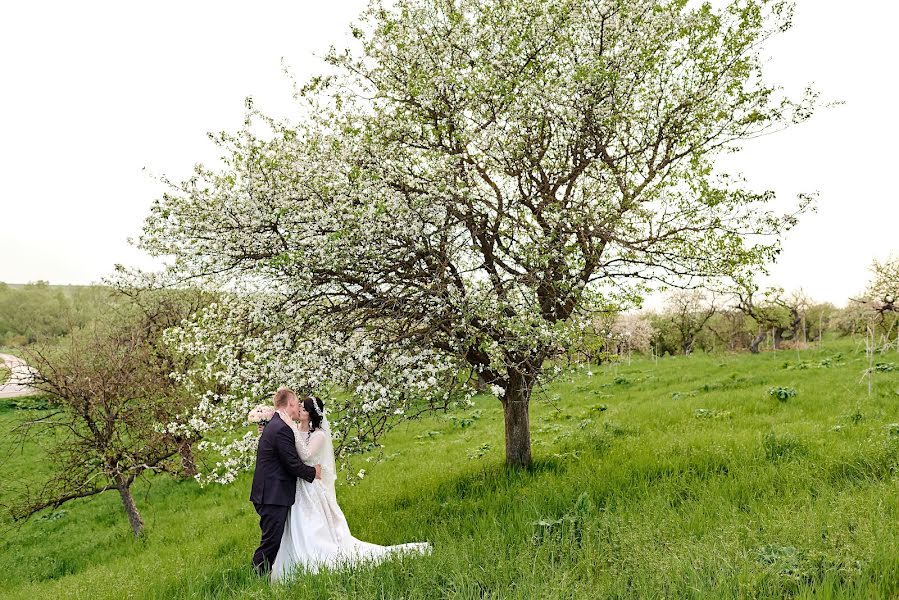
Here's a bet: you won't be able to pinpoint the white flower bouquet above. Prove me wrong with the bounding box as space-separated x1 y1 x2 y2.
247 405 275 431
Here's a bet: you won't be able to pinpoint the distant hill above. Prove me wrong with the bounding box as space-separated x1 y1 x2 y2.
0 282 115 345
2 282 109 293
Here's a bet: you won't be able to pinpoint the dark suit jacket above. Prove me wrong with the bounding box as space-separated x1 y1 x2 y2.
249 412 317 506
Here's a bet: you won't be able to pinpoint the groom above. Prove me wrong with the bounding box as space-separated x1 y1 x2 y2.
250 387 321 575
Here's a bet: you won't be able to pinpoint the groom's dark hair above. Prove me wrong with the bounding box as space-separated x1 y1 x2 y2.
273 387 296 408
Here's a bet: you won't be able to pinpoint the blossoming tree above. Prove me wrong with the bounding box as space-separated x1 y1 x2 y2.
139 0 815 470
11 313 199 537
864 257 898 314
851 256 899 349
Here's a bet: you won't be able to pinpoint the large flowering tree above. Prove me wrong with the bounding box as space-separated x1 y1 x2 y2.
138 0 815 470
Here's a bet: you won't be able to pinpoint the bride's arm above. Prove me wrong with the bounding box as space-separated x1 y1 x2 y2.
296 430 327 461
275 426 316 483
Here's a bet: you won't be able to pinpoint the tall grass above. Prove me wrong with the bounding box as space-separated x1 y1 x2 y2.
2 338 899 598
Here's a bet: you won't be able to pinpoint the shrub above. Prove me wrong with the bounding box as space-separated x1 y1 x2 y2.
768 386 797 402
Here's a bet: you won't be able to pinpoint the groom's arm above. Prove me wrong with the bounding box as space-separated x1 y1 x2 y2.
273 426 317 484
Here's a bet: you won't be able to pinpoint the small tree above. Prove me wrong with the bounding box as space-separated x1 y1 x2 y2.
766 290 808 349
867 256 899 306
109 274 217 477
734 284 806 353
609 313 655 357
851 256 899 351
663 290 718 355
803 302 836 343
7 319 192 536
704 309 754 352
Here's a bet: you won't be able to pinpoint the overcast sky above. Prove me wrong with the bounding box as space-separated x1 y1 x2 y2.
1 1 896 307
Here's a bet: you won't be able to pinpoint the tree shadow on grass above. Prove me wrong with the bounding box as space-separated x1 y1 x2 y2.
431 455 569 502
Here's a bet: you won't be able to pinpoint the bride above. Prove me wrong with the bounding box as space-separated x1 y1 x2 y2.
271 395 431 581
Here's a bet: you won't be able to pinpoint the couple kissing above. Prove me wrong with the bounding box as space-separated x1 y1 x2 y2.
250 388 430 581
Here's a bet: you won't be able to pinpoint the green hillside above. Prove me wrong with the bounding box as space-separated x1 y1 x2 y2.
0 282 115 346
2 338 899 599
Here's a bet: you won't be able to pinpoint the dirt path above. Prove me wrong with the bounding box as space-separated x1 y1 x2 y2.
0 353 38 399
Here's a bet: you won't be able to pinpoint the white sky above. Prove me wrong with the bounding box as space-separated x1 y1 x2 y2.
0 1 896 308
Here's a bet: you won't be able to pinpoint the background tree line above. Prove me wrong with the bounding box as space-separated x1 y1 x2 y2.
569 257 898 362
0 282 114 347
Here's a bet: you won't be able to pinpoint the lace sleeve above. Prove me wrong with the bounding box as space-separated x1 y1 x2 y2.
296 429 326 462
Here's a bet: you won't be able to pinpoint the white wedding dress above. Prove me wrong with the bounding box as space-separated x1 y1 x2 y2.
270 422 430 581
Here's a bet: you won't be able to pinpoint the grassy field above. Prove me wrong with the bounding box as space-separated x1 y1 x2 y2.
1 338 899 599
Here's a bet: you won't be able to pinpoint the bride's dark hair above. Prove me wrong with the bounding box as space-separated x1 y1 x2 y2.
302 396 325 436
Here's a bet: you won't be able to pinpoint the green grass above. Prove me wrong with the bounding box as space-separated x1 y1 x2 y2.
0 367 8 385
2 338 899 598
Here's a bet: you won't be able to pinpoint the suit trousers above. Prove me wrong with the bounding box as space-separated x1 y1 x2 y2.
252 503 290 574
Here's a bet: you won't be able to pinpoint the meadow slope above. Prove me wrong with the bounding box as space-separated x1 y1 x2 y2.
2 339 899 599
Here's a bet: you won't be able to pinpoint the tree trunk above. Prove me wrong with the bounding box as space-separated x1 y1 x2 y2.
749 331 765 354
178 439 198 478
502 371 533 467
115 476 144 537
772 327 784 350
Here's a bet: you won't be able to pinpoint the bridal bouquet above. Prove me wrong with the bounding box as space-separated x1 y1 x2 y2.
247 405 275 432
